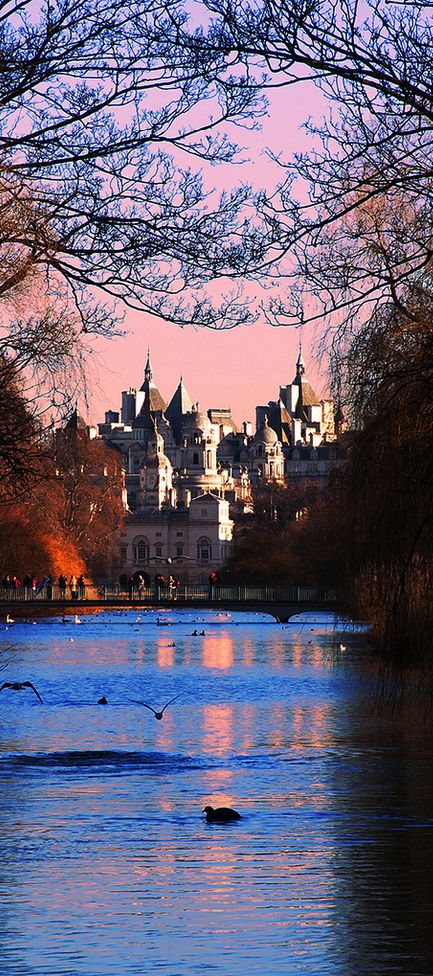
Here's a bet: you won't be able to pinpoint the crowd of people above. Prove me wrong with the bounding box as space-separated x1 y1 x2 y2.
1 570 220 601
1 573 87 600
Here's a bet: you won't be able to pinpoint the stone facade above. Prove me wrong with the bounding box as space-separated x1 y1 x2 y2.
96 347 346 582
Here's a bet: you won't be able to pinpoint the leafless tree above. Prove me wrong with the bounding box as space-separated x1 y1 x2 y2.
0 0 270 339
0 0 275 485
154 0 433 332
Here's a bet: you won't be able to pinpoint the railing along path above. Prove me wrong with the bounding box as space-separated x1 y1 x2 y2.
0 584 344 623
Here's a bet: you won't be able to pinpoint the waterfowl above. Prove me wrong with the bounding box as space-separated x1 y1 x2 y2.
0 680 43 703
97 696 108 705
129 694 180 720
203 805 241 822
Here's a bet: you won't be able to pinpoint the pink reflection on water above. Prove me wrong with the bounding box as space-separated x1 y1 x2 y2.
202 704 234 755
157 640 175 668
202 634 233 670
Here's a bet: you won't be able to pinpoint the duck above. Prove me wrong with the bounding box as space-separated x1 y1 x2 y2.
97 696 108 705
203 805 241 822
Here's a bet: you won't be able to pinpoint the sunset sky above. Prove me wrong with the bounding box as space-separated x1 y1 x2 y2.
87 80 329 426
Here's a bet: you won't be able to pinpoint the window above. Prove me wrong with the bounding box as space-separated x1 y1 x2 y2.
121 546 127 564
176 531 183 537
176 544 183 559
197 537 212 563
206 450 212 468
133 537 149 563
155 545 162 558
193 452 199 465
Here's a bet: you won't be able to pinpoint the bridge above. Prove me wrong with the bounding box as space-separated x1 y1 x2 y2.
0 584 345 623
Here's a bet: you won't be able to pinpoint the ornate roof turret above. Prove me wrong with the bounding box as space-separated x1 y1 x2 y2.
64 404 88 432
292 348 320 409
295 348 305 379
138 349 167 412
143 348 153 383
254 415 279 445
166 376 194 442
132 393 155 431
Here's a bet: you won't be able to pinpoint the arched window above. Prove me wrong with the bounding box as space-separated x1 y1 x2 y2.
197 537 212 563
133 536 150 564
206 450 212 468
192 451 199 465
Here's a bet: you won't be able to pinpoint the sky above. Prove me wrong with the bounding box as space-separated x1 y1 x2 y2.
88 313 329 428
85 65 330 427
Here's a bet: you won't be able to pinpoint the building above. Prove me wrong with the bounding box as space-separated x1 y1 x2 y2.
95 347 345 582
122 492 233 585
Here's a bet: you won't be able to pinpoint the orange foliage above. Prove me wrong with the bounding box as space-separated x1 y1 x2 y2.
38 533 86 579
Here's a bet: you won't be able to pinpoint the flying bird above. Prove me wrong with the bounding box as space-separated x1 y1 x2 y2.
129 694 180 720
0 681 43 703
203 805 241 822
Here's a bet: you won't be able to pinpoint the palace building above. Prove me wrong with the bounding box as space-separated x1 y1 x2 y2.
95 348 345 583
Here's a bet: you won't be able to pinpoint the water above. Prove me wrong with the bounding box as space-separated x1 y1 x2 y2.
0 609 432 976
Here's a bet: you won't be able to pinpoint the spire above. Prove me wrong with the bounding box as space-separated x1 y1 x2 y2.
144 348 153 383
295 330 305 379
165 375 194 443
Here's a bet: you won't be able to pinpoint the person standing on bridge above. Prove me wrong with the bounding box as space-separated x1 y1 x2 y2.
208 571 218 599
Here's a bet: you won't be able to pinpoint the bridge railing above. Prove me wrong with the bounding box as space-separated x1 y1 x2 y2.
0 583 340 604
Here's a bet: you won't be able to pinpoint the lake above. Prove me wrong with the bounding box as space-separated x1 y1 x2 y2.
0 609 432 976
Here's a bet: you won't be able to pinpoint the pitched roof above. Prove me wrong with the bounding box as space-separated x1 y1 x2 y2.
64 405 87 431
138 349 167 412
165 378 194 440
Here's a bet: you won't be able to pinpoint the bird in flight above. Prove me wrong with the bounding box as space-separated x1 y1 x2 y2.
129 694 180 720
0 681 43 703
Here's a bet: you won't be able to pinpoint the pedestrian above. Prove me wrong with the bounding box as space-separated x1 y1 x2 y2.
208 571 217 598
46 575 53 600
70 574 78 600
58 574 67 599
77 574 85 600
2 575 11 594
23 573 32 600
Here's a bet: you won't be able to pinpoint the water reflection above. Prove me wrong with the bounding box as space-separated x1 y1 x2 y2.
0 612 431 975
202 634 234 670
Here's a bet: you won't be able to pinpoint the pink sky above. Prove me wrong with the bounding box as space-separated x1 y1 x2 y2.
86 81 330 426
88 315 328 428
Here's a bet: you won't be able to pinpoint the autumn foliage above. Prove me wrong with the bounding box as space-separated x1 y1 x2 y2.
0 418 124 583
221 478 348 587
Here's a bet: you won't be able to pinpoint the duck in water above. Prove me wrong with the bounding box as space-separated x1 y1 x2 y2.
203 805 241 822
